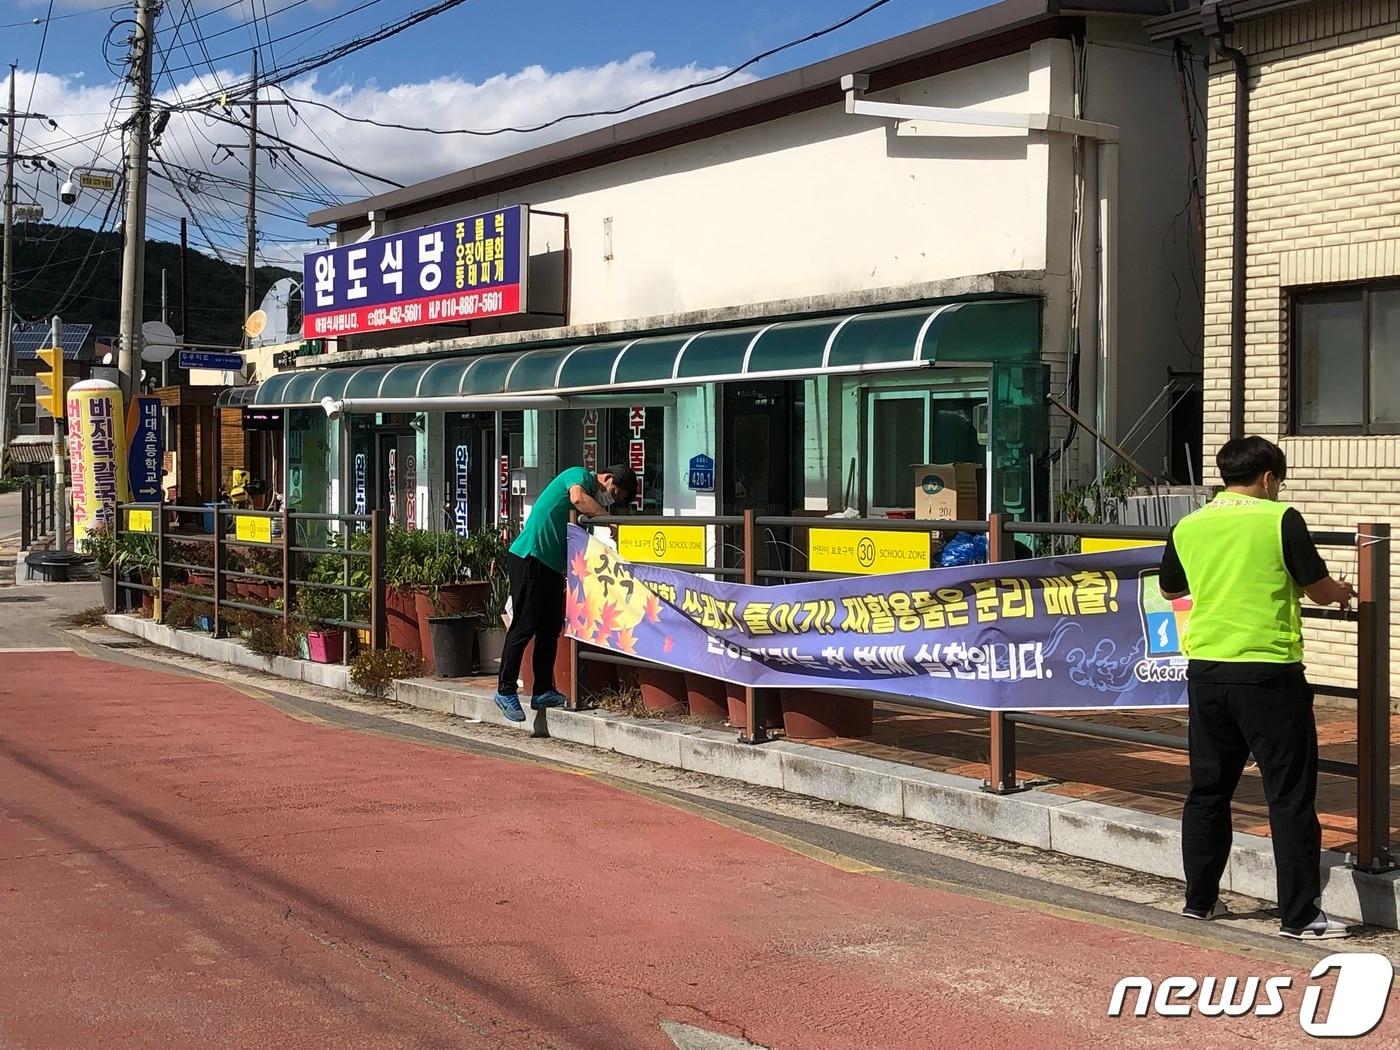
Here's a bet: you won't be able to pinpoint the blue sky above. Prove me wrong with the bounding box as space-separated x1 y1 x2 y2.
4 0 982 268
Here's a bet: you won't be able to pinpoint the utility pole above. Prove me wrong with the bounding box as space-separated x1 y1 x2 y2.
179 216 189 344
116 0 159 403
48 314 64 549
160 267 168 387
244 51 258 348
1 66 16 478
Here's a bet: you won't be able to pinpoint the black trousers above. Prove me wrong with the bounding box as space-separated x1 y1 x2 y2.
496 553 566 697
1181 667 1321 930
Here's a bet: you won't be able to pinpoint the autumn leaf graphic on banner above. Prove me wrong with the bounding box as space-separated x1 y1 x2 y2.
644 592 663 624
616 628 638 655
663 635 675 654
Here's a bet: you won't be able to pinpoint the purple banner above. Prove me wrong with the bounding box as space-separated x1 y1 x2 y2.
565 525 1190 711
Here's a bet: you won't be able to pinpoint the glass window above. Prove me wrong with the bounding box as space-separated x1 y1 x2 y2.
1293 284 1400 433
869 394 927 511
604 404 664 513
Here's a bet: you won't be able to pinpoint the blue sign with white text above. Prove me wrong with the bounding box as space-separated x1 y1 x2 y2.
126 396 163 500
687 453 714 491
179 350 244 372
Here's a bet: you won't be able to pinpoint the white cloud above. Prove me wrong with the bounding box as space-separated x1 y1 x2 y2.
8 51 751 271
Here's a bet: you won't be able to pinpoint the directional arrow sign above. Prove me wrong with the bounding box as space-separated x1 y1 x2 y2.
179 350 244 372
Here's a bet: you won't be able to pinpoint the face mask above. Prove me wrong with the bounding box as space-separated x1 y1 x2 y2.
596 488 615 509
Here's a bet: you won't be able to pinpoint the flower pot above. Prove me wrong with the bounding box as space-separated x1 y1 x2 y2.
427 616 477 678
779 689 874 740
306 628 345 664
248 582 273 603
477 627 506 673
413 583 491 674
120 568 141 612
638 666 687 715
386 586 421 658
518 628 574 698
684 674 729 722
187 570 214 588
139 570 154 618
725 683 784 730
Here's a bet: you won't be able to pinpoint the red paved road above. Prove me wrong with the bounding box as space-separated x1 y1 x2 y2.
1 650 1395 1049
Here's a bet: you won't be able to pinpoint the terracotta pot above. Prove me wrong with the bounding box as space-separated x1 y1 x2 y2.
434 581 491 615
639 666 687 715
684 674 729 722
386 586 421 657
187 570 214 588
725 683 784 730
248 582 273 603
518 629 574 698
139 569 154 618
780 689 874 740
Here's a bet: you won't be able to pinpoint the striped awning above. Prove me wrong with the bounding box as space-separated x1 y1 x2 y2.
253 299 1039 408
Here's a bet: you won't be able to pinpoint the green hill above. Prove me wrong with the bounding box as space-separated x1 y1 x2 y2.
8 224 297 347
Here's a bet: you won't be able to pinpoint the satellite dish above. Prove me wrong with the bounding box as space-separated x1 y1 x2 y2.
244 309 268 339
251 278 300 347
141 320 178 362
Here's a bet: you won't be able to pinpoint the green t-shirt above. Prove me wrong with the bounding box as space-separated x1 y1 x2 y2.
510 466 597 573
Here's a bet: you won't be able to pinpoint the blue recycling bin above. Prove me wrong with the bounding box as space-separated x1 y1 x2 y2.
202 502 228 534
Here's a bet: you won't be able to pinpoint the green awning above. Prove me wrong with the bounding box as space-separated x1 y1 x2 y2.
254 299 1039 407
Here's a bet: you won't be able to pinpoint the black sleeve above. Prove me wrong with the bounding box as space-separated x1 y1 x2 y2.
1158 529 1189 595
1282 508 1329 588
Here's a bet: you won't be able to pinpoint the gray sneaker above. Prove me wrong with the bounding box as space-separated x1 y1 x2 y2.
1183 900 1228 921
1279 911 1350 940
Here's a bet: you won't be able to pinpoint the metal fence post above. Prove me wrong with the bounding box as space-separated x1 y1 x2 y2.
1355 521 1393 873
567 510 581 710
212 507 224 638
20 480 30 551
111 499 123 613
983 512 1024 794
739 508 770 745
154 501 166 624
282 509 294 636
370 509 387 651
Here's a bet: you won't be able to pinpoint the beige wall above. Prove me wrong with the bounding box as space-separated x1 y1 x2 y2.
1203 0 1400 689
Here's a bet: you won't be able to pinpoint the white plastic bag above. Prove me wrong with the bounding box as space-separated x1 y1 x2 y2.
502 596 513 630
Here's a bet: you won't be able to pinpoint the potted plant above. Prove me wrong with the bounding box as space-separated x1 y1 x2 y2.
384 527 427 656
80 522 118 610
297 584 346 664
638 664 687 714
470 526 511 673
384 528 489 674
118 532 158 617
425 613 477 678
244 548 282 605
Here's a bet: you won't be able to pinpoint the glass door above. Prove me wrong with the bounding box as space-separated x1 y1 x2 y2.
865 391 930 517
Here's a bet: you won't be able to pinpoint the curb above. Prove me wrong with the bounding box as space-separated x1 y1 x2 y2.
106 614 1400 929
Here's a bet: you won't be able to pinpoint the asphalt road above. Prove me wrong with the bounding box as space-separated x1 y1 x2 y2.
3 628 1398 1048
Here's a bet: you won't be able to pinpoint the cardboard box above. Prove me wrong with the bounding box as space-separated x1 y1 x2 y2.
914 463 982 522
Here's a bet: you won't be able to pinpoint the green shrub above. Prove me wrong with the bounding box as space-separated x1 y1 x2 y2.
350 647 421 698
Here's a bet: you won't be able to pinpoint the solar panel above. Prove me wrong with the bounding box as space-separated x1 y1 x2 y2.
9 323 93 360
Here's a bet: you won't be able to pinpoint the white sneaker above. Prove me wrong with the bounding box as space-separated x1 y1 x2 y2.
1279 911 1350 940
1182 900 1228 921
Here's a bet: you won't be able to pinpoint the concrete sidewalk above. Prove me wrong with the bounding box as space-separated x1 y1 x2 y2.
105 613 1400 930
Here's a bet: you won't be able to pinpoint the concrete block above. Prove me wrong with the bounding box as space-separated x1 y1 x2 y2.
595 718 691 767
778 748 904 818
899 770 1070 850
393 678 457 715
539 708 600 747
1050 800 1185 882
679 731 786 790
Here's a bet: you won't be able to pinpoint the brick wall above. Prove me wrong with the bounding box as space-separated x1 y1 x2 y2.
1204 0 1400 690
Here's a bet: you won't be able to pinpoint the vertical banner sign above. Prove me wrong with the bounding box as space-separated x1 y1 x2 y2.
387 448 398 526
303 205 529 337
454 444 470 536
498 455 510 522
582 409 598 474
353 452 368 516
125 396 163 501
66 381 129 548
405 453 418 532
628 406 646 510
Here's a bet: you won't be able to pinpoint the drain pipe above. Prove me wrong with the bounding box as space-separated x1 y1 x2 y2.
1207 2 1249 441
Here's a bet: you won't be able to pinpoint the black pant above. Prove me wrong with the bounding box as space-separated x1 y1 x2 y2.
1181 668 1321 930
497 553 565 697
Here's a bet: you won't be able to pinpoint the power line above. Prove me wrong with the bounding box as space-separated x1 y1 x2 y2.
0 2 124 30
279 0 895 139
24 0 55 114
198 109 403 187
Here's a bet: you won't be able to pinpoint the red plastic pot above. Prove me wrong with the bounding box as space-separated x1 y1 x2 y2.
386 586 421 657
684 674 729 722
306 628 345 664
780 689 874 740
187 570 214 588
639 666 687 714
725 683 784 730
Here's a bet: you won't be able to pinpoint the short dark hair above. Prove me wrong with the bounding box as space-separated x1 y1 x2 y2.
1216 436 1287 486
603 465 638 501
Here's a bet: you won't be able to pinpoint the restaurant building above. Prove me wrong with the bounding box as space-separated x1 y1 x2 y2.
254 0 1203 564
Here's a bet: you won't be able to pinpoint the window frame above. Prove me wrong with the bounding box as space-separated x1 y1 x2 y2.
1291 278 1400 436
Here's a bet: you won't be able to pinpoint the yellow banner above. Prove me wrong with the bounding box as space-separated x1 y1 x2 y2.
235 515 273 543
65 382 129 549
127 509 154 534
1081 537 1164 554
809 527 930 575
617 524 707 566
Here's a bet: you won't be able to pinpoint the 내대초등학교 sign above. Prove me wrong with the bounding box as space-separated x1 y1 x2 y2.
565 524 1183 712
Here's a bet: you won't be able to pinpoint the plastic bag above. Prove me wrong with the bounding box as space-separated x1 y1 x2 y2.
937 531 988 567
502 596 513 630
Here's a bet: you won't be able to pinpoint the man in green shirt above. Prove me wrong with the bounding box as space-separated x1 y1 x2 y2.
494 464 637 721
1159 437 1355 939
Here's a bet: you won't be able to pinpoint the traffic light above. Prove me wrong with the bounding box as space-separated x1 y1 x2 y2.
34 344 66 418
